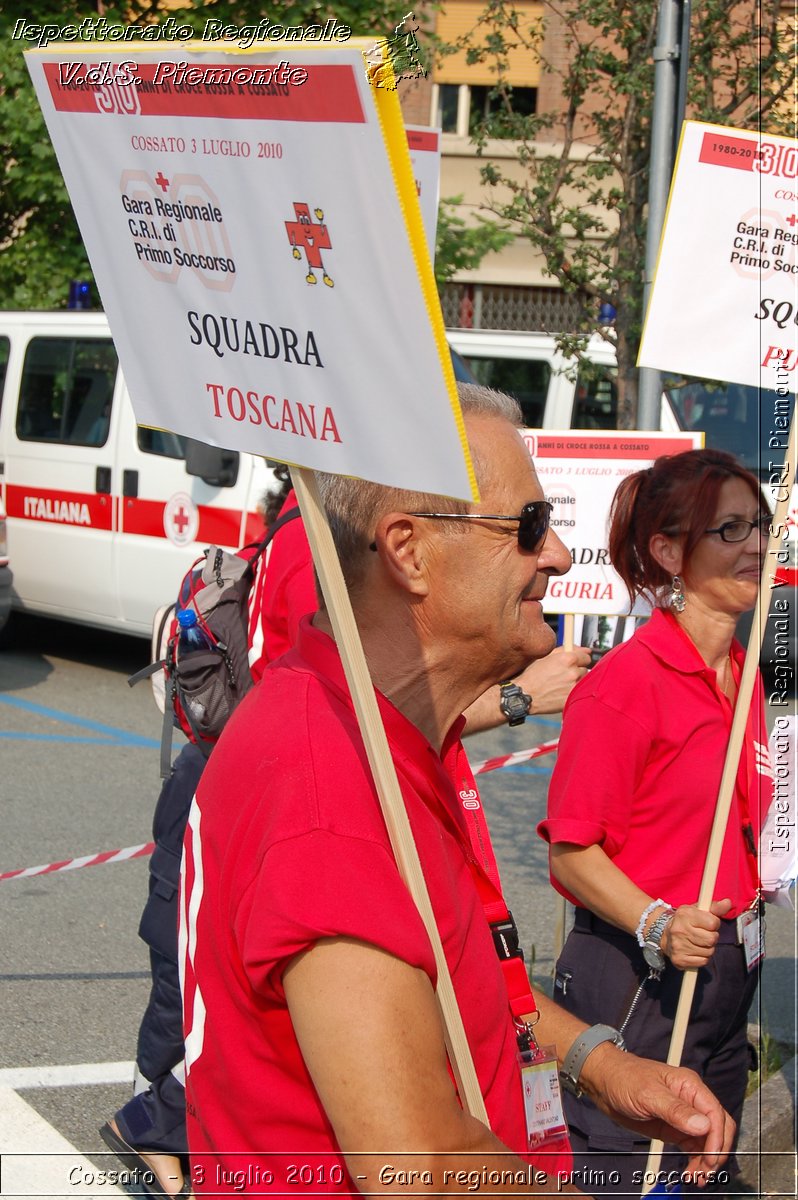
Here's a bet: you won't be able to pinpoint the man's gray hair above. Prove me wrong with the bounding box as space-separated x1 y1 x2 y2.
316 383 522 592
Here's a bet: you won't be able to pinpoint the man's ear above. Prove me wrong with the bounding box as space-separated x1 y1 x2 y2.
649 531 683 577
372 513 430 596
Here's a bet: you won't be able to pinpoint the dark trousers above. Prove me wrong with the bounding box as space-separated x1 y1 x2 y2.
555 913 760 1197
114 744 206 1155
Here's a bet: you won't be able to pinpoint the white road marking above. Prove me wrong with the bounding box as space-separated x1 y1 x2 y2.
0 1062 133 1089
0 1085 124 1195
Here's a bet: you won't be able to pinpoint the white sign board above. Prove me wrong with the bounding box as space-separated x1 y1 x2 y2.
25 46 474 498
639 121 798 394
406 125 441 258
523 429 702 616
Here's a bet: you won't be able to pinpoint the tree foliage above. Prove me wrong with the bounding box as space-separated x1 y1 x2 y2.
435 194 514 284
0 0 409 309
435 0 797 425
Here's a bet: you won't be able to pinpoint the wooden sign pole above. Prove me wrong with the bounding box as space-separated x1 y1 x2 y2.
290 467 490 1123
643 408 797 1191
552 614 576 961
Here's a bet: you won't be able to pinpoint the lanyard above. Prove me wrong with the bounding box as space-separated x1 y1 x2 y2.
444 739 538 1027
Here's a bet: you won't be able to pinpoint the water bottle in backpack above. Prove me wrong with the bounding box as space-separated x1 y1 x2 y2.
176 608 214 653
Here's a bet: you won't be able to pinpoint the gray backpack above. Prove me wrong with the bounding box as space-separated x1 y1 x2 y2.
130 507 299 776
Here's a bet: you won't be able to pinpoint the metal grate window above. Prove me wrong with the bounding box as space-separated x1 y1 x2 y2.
442 283 583 334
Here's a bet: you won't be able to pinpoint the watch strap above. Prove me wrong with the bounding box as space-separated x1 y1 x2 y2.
559 1024 625 1099
646 910 673 947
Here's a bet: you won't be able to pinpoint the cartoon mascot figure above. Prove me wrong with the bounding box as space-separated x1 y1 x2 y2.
285 202 334 287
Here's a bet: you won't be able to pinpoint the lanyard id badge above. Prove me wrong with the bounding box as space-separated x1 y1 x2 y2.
518 1044 569 1152
738 909 765 972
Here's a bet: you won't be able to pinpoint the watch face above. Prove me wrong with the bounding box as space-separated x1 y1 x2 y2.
643 942 665 971
500 684 530 724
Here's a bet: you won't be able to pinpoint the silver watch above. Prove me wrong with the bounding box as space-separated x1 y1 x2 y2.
642 910 673 972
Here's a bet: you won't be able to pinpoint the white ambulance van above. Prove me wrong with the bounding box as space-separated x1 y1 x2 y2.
0 498 11 633
0 310 477 639
2 311 792 652
0 310 278 637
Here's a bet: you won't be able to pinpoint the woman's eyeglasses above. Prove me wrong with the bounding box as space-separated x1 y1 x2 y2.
704 515 771 543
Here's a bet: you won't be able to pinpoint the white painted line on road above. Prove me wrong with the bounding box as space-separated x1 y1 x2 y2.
0 1062 133 1089
0 1085 124 1195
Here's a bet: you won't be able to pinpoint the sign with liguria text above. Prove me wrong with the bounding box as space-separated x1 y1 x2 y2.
525 430 702 616
25 45 475 498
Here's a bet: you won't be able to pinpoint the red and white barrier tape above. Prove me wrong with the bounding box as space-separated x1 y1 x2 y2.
0 740 559 883
472 737 559 776
0 842 154 883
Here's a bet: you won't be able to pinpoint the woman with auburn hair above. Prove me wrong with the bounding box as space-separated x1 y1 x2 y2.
538 448 772 1193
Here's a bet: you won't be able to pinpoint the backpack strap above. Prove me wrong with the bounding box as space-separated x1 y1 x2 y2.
128 660 165 687
244 505 301 568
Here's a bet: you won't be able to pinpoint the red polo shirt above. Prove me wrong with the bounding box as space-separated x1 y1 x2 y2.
247 489 317 680
182 619 529 1193
538 609 769 916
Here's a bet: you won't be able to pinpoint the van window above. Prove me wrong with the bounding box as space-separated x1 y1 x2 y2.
137 427 188 459
16 338 118 447
665 377 794 478
462 356 551 427
0 337 9 415
571 369 618 429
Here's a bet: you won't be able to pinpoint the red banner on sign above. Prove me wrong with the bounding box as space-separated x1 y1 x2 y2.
698 131 758 172
406 129 439 152
43 61 366 123
532 437 697 459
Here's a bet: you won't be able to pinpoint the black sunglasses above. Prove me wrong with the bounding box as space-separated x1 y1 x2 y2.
704 514 771 544
407 501 554 553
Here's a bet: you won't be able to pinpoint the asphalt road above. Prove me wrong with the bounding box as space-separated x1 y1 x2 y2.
0 612 795 1185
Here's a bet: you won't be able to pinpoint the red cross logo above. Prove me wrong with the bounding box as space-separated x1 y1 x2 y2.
155 172 170 193
173 506 190 535
285 202 334 287
163 492 198 546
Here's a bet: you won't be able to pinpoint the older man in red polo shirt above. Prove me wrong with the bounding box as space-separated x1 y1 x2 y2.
181 384 734 1197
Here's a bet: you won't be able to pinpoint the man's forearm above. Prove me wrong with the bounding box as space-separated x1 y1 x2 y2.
530 992 733 1174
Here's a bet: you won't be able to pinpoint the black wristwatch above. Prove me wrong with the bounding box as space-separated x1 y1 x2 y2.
498 680 532 726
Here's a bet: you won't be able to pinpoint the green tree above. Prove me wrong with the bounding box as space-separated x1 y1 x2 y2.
435 193 514 285
0 0 410 308
435 0 796 426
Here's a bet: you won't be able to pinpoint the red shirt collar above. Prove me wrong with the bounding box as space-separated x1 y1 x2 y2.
636 607 746 675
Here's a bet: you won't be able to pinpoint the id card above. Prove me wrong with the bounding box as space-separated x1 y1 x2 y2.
738 910 765 972
519 1046 568 1151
